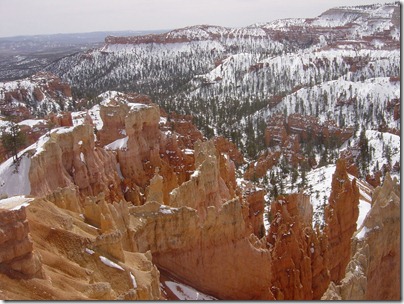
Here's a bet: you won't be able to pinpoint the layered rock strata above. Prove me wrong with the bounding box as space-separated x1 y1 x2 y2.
324 159 359 283
0 207 43 279
322 173 400 300
128 141 274 299
267 194 329 300
29 124 123 202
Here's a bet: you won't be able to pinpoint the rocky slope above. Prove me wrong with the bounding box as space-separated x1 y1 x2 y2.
42 2 400 194
0 90 399 300
0 92 268 300
0 72 73 119
0 1 400 301
45 3 400 149
322 173 400 300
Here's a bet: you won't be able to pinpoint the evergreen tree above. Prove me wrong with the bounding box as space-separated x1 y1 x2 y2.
1 120 26 165
358 128 370 175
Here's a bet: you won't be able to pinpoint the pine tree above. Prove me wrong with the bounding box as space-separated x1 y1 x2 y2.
358 128 370 175
1 120 26 166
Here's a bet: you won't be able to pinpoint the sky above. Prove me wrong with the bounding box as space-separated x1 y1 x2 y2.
0 0 396 37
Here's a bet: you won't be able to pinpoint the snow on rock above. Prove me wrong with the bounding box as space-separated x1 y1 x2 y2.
88 105 103 130
99 256 124 271
0 195 34 210
18 119 45 127
80 152 86 163
357 199 371 230
159 205 178 215
130 272 137 289
53 126 75 135
165 281 216 300
71 111 88 127
0 125 85 198
32 126 76 157
127 102 147 113
85 248 95 255
33 133 51 157
0 154 31 197
305 164 373 229
104 136 129 151
355 226 369 240
182 149 194 155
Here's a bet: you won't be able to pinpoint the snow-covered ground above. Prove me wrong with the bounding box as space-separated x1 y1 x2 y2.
304 164 373 229
99 256 124 271
0 195 34 210
164 281 216 300
261 162 374 232
365 130 400 182
305 165 336 228
0 126 81 198
104 136 129 151
0 154 31 197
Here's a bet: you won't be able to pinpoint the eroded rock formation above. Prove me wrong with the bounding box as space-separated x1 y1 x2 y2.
29 124 123 202
324 159 359 283
0 207 43 280
322 173 400 300
0 91 399 300
267 194 329 300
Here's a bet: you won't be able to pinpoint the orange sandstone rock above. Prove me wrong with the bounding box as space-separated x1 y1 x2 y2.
324 159 359 283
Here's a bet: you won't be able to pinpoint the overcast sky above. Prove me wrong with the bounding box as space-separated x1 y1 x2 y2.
0 0 394 37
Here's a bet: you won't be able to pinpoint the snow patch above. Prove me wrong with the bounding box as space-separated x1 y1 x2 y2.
18 119 45 127
85 248 95 255
0 154 31 197
88 105 103 131
130 272 137 289
357 200 372 229
165 281 216 300
105 136 129 151
0 195 34 210
159 205 178 214
99 256 124 271
191 169 200 178
80 152 86 163
356 226 369 240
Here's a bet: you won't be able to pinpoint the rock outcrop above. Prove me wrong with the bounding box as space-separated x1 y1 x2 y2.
322 173 400 300
126 140 275 300
267 194 329 300
29 124 123 202
0 72 72 119
14 196 161 300
129 200 274 300
324 159 359 283
0 207 43 279
248 113 354 181
0 90 398 300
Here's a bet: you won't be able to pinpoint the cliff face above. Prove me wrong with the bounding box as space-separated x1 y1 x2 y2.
0 90 399 300
129 140 274 300
1 93 274 300
0 206 43 280
267 194 329 300
0 72 72 119
29 124 123 202
322 173 400 300
8 196 161 301
246 113 354 181
324 158 359 283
